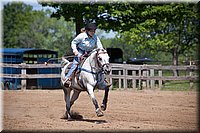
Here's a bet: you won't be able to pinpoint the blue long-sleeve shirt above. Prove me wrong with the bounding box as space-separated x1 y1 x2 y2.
71 32 103 53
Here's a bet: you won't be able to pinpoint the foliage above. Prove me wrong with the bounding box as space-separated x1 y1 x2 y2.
41 2 149 35
3 2 75 57
3 2 34 48
3 2 198 65
117 3 198 65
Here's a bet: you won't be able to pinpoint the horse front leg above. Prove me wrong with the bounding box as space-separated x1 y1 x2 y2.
63 87 72 119
87 84 104 117
101 86 109 111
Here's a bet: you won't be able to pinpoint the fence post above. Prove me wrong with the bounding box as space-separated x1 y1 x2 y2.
132 71 136 89
138 67 142 90
158 70 162 89
146 70 150 89
123 69 127 88
21 63 26 91
142 70 147 89
119 70 122 89
189 61 194 89
150 69 155 89
109 76 113 89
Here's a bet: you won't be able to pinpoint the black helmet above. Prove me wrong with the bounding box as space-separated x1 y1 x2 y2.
85 23 97 31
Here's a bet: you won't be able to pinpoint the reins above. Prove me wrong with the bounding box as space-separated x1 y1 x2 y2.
79 49 108 75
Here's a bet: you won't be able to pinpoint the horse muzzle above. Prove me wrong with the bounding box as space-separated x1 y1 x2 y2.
102 64 111 75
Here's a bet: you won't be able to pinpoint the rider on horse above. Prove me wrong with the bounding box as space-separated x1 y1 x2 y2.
63 23 111 87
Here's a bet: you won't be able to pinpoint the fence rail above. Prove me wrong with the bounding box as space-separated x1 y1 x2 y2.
108 63 198 90
0 63 198 90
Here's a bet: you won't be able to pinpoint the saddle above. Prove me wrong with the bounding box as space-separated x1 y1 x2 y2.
63 53 89 81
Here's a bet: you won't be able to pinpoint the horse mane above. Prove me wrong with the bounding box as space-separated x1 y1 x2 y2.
84 48 102 63
87 48 101 57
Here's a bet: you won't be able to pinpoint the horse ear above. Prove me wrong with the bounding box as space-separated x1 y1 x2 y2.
96 48 101 52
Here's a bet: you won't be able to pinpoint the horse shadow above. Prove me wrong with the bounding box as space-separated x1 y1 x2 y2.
61 111 107 124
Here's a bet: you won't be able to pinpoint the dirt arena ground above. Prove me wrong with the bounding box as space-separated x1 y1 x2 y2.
3 89 199 132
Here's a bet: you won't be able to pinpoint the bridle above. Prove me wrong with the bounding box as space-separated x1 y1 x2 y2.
96 49 109 68
78 49 110 75
96 49 110 75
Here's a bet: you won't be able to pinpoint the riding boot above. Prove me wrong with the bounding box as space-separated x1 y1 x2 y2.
63 78 71 87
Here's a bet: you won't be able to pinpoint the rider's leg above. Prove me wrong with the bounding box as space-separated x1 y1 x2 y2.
64 52 83 85
65 57 79 78
64 57 79 85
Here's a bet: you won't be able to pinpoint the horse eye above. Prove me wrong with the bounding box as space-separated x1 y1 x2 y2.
98 57 102 61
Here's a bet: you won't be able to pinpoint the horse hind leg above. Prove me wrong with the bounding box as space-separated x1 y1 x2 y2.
69 90 83 119
63 87 72 119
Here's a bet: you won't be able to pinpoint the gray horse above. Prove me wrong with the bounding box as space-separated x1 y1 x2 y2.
61 48 111 119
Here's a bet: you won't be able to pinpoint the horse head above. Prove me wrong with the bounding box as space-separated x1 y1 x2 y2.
96 48 111 75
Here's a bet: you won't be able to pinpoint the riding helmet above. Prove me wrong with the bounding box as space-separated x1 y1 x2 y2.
85 23 97 31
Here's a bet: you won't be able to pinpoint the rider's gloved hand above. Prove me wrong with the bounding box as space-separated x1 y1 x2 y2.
73 50 79 56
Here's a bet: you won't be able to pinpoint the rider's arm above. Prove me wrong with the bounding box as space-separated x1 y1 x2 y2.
71 33 84 55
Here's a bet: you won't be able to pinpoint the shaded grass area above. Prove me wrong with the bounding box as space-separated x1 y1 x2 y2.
111 79 199 92
161 80 199 91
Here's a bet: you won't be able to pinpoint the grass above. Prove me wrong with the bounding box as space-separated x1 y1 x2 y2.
110 79 200 92
161 80 199 91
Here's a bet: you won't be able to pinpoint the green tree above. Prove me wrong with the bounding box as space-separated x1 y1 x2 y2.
41 2 147 35
3 2 75 56
118 3 198 67
3 2 34 47
41 2 198 66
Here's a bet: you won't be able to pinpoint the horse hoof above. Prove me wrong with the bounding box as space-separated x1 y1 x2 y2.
97 112 104 117
101 104 107 111
61 112 68 119
96 108 104 117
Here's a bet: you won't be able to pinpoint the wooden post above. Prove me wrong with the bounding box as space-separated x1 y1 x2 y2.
109 70 113 89
132 71 136 89
146 70 150 89
138 68 142 90
119 70 122 89
189 61 193 89
21 63 26 91
109 77 113 89
123 69 127 88
189 71 193 89
158 70 162 89
150 69 155 89
142 70 147 89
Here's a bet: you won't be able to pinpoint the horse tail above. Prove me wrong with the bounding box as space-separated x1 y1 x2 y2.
61 57 70 82
61 57 70 67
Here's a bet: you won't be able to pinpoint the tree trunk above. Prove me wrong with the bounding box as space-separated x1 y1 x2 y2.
75 16 84 36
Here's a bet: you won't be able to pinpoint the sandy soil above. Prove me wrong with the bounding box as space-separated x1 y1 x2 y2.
2 89 199 132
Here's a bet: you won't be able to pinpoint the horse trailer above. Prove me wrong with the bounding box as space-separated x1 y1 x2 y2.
1 48 61 90
106 48 123 64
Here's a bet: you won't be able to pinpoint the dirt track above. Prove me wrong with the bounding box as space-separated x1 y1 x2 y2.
3 89 198 132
